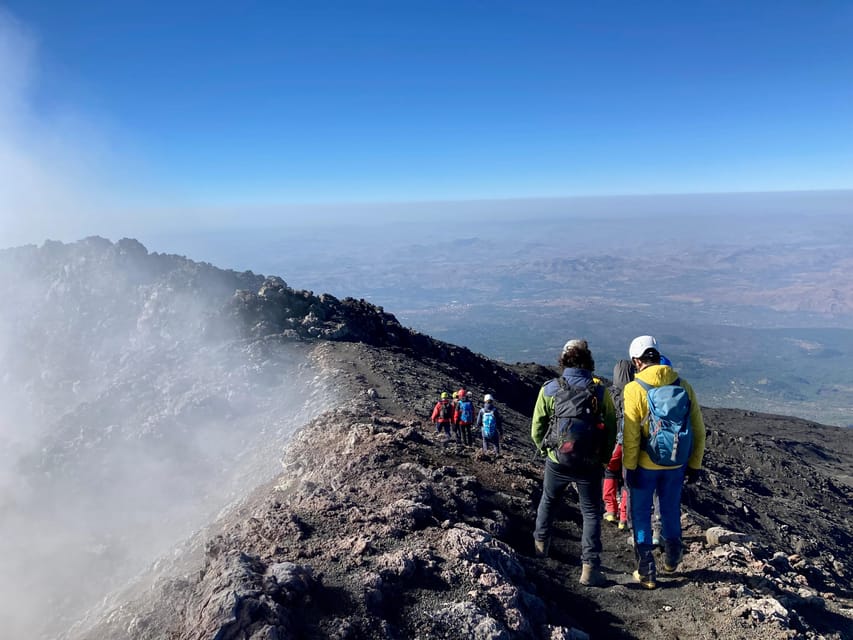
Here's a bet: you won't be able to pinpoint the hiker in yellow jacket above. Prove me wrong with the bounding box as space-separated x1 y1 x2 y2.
622 335 706 590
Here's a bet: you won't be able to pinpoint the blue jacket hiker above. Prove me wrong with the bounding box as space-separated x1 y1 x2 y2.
477 394 502 455
454 391 476 446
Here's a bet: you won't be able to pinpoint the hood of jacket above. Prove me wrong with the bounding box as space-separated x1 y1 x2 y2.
635 364 679 387
543 367 594 397
612 359 635 389
562 367 594 387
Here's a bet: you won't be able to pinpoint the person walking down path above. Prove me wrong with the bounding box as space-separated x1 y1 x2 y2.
450 391 460 441
477 394 502 455
430 392 454 441
531 339 617 587
603 359 634 530
622 335 706 590
454 391 476 446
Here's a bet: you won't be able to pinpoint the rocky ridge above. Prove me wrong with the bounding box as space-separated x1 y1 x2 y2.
2 238 850 639
68 340 853 640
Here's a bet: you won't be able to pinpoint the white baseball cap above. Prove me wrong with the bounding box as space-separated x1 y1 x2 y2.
483 393 493 402
629 335 658 359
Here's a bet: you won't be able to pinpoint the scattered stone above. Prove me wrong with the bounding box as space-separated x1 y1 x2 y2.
732 597 790 625
431 601 508 639
705 527 753 546
769 551 791 572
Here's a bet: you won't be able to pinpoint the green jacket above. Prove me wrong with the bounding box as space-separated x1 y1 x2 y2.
530 369 618 466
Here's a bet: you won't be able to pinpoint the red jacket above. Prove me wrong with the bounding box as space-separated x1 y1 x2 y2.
431 399 453 423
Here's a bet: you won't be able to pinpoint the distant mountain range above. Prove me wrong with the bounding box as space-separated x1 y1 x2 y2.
191 217 853 427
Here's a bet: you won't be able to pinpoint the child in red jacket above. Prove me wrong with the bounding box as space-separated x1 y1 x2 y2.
603 359 634 528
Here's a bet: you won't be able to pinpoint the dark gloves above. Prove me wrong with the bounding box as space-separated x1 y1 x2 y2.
624 468 639 489
685 467 702 485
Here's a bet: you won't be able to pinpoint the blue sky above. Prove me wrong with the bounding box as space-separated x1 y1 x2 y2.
0 1 851 245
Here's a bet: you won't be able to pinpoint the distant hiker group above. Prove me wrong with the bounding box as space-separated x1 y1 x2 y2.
431 388 503 454
530 336 706 590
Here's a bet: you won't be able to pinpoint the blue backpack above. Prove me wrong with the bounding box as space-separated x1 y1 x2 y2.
482 410 497 438
458 399 474 424
636 378 692 466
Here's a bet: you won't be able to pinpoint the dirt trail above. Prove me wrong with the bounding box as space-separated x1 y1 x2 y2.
316 341 853 639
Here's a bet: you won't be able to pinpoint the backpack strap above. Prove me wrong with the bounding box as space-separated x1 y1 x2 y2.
547 378 563 435
592 381 604 408
636 377 681 392
635 379 653 428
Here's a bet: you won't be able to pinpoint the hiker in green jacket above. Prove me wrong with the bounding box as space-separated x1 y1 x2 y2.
530 339 617 587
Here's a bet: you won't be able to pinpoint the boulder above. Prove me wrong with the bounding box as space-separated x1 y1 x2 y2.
705 526 753 546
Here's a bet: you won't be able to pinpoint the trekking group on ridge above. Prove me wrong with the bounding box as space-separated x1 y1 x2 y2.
427 335 705 589
530 336 706 589
430 388 503 454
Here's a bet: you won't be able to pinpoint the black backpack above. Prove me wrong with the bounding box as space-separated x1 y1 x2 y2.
544 378 606 471
438 401 452 421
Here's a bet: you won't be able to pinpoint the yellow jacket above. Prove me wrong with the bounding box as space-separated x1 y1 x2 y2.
622 364 706 471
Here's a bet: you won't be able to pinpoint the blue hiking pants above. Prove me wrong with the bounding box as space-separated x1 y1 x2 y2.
629 465 685 575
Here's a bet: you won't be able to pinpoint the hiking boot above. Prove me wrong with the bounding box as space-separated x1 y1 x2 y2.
662 540 684 573
618 520 628 531
533 537 551 558
579 564 606 587
662 559 679 573
633 570 657 590
603 512 617 524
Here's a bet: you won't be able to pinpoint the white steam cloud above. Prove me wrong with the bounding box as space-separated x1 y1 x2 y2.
0 242 334 638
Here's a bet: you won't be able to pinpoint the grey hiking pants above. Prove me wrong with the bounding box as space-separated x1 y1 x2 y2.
534 459 604 567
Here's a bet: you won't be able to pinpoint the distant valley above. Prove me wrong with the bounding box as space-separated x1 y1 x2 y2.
156 212 853 427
